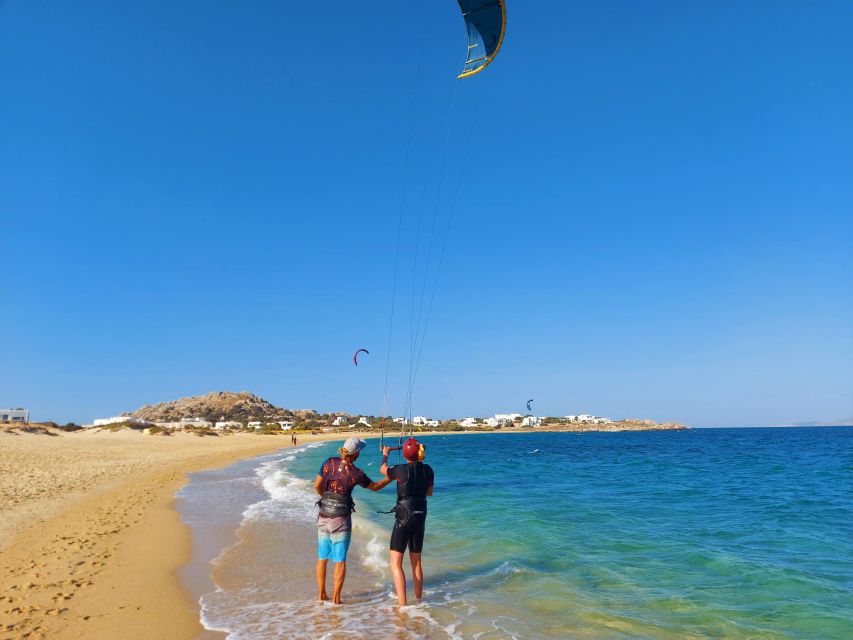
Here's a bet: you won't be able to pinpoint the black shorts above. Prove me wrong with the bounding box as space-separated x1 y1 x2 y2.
389 515 426 554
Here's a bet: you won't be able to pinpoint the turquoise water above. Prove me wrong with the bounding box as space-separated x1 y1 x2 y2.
182 428 853 639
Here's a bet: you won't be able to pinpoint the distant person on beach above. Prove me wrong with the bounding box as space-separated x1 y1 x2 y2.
381 438 434 606
314 437 391 604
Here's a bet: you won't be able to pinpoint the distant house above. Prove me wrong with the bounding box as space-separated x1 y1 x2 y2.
332 416 348 427
247 421 263 429
1 408 29 423
278 421 295 430
180 417 212 428
356 417 371 428
483 417 499 428
494 413 521 426
521 416 542 427
426 420 439 428
215 421 243 430
92 416 148 428
412 416 428 426
393 417 408 425
460 417 478 428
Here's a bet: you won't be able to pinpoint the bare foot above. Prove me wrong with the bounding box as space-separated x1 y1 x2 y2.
318 592 328 601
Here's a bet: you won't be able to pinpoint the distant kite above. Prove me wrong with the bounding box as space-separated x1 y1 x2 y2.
526 398 534 412
353 348 369 366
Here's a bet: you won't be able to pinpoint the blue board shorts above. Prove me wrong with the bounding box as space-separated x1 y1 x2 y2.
317 515 352 563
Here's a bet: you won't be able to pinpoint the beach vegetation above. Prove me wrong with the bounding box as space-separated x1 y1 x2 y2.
102 420 147 432
184 426 219 437
146 425 171 436
57 422 84 432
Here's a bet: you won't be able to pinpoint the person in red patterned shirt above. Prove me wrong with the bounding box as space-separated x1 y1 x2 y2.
314 437 391 603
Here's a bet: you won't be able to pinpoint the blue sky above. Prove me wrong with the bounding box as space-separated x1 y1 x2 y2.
1 1 851 427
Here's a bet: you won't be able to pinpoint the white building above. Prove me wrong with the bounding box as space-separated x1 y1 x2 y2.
393 417 408 425
1 408 29 423
483 417 499 428
426 420 439 428
412 416 428 427
92 416 148 428
278 421 295 430
332 416 348 427
565 414 611 425
357 417 372 428
494 413 522 426
214 421 243 430
180 417 212 428
521 416 542 427
460 417 478 428
247 421 263 429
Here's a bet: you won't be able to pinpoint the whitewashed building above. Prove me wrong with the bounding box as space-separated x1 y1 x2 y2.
460 417 478 428
426 420 439 428
278 421 295 430
393 417 408 425
494 413 522 426
412 416 428 427
521 416 542 427
332 416 348 427
357 417 372 428
180 417 212 428
214 421 243 430
247 421 263 429
1 408 29 423
483 417 499 428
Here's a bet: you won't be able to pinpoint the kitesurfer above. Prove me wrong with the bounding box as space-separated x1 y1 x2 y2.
315 437 391 604
380 438 434 605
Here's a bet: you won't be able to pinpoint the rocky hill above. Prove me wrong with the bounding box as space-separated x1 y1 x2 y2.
130 391 313 423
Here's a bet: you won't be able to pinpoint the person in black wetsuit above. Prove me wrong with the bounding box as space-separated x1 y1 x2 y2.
380 437 434 605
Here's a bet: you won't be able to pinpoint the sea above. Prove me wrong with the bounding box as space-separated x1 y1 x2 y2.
175 428 853 639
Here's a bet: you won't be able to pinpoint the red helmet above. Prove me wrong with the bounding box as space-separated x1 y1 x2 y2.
402 437 424 462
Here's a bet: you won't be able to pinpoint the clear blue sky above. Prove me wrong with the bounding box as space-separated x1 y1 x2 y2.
2 1 851 427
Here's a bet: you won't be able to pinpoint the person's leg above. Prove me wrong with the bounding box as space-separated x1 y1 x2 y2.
408 517 426 600
316 559 328 600
332 561 347 604
409 552 423 599
327 523 351 604
389 550 408 605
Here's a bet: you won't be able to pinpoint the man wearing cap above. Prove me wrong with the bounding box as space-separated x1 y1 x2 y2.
314 437 391 604
381 437 435 606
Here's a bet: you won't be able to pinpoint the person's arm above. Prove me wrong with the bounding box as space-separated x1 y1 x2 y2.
314 475 324 496
380 446 393 476
426 465 434 497
367 477 392 491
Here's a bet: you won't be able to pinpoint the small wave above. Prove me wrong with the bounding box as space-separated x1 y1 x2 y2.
241 442 328 523
361 535 386 574
200 589 456 640
528 449 541 454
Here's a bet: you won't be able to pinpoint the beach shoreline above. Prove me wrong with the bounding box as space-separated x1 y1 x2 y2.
0 428 364 640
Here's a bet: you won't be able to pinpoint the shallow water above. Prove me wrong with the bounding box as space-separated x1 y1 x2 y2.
177 428 853 639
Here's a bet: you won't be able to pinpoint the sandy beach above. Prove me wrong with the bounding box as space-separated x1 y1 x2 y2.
0 427 353 640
